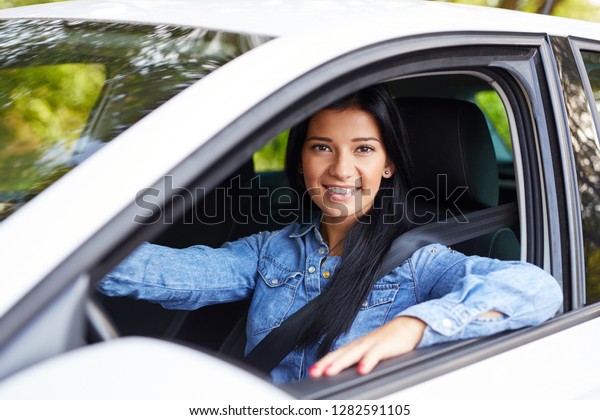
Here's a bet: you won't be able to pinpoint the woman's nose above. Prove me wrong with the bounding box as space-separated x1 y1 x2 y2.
329 153 355 179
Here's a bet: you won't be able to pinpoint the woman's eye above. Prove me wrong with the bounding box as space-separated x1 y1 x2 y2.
356 145 375 154
312 144 331 152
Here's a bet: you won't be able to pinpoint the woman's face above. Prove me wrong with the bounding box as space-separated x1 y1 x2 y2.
301 107 394 224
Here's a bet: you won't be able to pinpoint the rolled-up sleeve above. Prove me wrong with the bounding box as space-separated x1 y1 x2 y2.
397 244 563 348
96 232 269 310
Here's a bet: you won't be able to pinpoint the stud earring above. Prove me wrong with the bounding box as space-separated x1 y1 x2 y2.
384 170 390 176
298 165 303 174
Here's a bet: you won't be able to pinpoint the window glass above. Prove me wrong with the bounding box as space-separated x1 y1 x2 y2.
474 90 513 161
582 51 600 117
0 63 105 219
579 50 600 304
253 130 288 173
0 19 270 221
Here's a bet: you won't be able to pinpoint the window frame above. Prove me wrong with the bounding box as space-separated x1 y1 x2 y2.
103 33 570 398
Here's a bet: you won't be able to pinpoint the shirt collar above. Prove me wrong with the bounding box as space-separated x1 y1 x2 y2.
289 216 321 239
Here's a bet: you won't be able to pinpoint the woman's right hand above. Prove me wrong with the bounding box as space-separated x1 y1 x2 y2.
308 316 427 378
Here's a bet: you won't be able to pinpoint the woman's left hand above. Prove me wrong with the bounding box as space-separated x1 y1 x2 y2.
308 316 427 378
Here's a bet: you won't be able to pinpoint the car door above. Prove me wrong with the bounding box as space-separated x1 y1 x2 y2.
92 30 593 399
374 34 600 400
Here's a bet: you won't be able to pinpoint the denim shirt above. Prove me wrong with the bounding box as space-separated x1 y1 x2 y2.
97 220 563 385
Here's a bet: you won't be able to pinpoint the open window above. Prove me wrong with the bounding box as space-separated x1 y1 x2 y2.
83 37 565 398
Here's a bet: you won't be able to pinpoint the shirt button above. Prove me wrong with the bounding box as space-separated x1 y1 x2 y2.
271 279 278 285
442 318 453 329
317 247 326 255
308 266 316 274
323 271 330 279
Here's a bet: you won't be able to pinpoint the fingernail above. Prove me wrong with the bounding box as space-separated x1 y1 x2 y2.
308 365 318 376
357 363 367 374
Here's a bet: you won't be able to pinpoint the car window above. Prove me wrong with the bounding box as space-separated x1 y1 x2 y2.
90 39 563 399
0 62 105 220
577 50 600 304
581 50 600 117
0 19 270 222
99 70 522 348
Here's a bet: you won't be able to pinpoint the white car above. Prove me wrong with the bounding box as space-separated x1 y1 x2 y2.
0 0 599 400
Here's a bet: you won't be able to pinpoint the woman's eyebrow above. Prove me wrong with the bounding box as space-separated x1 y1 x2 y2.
306 136 332 142
306 136 381 142
352 137 381 143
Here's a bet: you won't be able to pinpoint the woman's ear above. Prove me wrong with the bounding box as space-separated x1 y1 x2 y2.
383 162 395 178
298 164 303 174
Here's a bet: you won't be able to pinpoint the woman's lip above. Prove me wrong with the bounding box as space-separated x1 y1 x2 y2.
325 186 361 202
324 185 362 189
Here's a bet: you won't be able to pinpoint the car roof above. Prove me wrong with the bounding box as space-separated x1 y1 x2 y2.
0 0 599 39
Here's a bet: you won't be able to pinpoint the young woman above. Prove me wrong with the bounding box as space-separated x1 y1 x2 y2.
97 85 563 385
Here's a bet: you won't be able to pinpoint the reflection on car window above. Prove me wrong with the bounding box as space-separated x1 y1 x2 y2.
0 63 105 219
582 50 600 117
0 19 271 221
579 50 600 304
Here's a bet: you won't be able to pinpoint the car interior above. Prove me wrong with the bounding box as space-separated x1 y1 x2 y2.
92 72 522 374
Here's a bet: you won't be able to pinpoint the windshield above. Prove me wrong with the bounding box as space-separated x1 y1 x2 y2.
0 19 270 221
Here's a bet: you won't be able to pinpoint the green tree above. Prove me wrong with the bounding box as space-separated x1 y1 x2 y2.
438 0 600 22
0 63 105 212
0 0 67 9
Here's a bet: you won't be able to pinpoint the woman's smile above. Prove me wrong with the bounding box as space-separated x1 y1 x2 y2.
325 184 361 202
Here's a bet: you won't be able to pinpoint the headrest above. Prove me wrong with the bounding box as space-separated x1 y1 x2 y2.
396 97 499 211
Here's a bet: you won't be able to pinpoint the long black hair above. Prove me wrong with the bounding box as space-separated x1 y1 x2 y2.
285 85 414 356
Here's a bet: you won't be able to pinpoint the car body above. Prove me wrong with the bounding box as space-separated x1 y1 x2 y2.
0 0 599 399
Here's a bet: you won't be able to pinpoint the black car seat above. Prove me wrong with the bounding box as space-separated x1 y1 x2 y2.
396 97 520 260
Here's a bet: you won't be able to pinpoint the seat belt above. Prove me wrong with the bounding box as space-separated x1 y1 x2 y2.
243 202 519 374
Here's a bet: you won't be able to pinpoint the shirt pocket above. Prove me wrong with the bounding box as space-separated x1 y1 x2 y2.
248 255 304 335
330 283 400 350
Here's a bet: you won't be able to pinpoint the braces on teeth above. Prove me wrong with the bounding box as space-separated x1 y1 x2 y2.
329 187 355 195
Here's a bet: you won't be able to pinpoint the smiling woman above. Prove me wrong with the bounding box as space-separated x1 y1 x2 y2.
96 85 562 385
